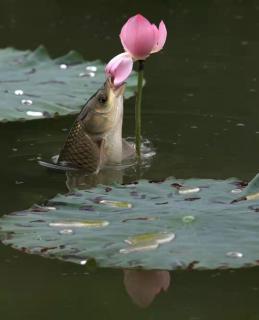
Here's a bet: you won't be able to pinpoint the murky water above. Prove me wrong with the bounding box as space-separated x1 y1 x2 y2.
1 0 259 318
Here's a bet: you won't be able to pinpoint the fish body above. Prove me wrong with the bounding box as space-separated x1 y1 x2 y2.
58 79 133 173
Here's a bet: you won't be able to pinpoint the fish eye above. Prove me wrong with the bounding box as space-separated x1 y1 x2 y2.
98 94 107 104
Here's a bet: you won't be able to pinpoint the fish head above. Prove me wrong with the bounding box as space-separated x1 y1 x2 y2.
80 78 125 135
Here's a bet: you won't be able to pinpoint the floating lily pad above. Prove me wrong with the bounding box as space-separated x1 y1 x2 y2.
0 46 138 122
1 176 259 270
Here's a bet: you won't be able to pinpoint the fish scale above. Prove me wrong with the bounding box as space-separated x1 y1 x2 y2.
58 120 100 172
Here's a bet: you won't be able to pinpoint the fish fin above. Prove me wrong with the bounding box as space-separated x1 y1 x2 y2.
122 139 135 160
94 138 106 174
38 160 78 172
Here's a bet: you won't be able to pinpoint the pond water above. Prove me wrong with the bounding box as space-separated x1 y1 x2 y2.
1 0 259 318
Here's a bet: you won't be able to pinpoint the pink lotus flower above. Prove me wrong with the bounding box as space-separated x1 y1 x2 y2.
105 52 133 87
120 14 167 60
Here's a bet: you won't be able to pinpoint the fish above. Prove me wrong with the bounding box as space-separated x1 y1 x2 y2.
57 78 134 173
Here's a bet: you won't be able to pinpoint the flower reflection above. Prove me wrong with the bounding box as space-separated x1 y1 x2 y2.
123 269 171 308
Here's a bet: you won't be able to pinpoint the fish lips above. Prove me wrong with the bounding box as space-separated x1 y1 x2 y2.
106 77 126 97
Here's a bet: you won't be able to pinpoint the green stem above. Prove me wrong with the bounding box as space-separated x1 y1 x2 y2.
135 60 144 160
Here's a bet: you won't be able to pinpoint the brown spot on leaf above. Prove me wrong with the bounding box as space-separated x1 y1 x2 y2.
155 201 169 205
233 180 248 188
30 206 50 213
79 205 95 211
184 197 201 201
38 80 66 85
149 179 165 184
187 260 199 271
248 205 259 212
25 68 36 74
41 246 57 253
43 111 52 118
93 196 103 204
122 217 156 223
231 196 246 204
122 181 138 186
171 183 183 189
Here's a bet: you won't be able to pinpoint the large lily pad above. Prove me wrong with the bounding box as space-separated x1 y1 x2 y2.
0 46 137 122
1 175 259 270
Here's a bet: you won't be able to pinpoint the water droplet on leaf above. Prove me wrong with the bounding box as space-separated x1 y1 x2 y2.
59 229 74 235
14 89 24 95
99 200 132 209
178 187 200 195
125 232 175 246
59 64 68 69
44 206 56 211
182 215 195 223
231 189 243 194
21 99 33 106
26 111 43 117
226 251 243 258
49 220 109 228
86 66 97 72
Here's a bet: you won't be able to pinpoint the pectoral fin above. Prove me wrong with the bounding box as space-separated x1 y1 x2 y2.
122 139 135 160
95 138 106 174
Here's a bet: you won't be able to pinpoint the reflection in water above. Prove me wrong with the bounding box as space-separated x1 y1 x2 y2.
66 166 125 190
123 270 171 308
64 139 163 307
65 138 155 190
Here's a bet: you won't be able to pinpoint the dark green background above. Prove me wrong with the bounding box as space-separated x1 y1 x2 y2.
1 0 259 319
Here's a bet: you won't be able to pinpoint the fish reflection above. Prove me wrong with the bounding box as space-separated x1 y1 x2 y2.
65 166 125 190
123 270 171 308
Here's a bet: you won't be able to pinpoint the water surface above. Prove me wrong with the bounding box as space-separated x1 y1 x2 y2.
1 0 259 318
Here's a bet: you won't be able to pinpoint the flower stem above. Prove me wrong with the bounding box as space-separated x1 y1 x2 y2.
135 60 144 160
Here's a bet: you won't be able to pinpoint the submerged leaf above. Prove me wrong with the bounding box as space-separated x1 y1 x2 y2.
124 232 175 246
49 220 109 228
182 215 196 223
98 200 133 208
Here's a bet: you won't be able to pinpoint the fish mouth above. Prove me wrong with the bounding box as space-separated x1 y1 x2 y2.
106 77 126 97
